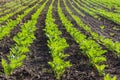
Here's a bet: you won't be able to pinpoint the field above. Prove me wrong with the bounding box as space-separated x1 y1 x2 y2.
0 0 120 80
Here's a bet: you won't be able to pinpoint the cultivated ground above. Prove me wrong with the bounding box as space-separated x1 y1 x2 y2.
0 0 120 80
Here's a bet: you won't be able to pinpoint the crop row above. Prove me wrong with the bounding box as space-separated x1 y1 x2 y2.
44 0 71 79
1 0 48 76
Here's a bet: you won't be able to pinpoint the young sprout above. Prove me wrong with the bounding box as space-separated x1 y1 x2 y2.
100 25 105 30
104 74 117 80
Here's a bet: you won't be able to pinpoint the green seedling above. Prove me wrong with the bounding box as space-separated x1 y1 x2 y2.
104 74 117 80
100 26 105 30
48 57 71 79
109 33 115 36
95 64 107 76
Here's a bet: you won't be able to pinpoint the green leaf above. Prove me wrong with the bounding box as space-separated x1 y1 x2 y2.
95 64 106 76
104 74 117 80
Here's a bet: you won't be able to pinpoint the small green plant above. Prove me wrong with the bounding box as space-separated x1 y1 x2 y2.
113 27 120 30
95 64 107 76
109 33 115 36
104 74 117 80
48 57 71 79
100 26 105 30
2 55 26 76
